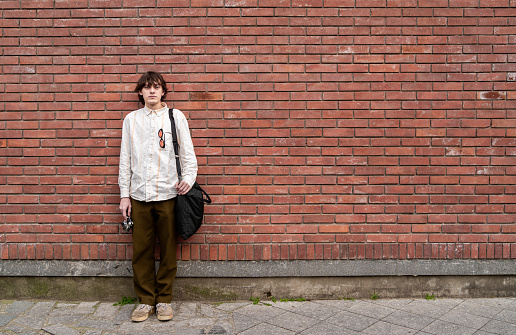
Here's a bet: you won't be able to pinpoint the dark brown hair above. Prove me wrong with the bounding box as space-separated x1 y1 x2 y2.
134 71 169 105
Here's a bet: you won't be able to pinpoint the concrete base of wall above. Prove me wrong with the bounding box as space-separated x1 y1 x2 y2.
1 275 515 302
1 260 515 301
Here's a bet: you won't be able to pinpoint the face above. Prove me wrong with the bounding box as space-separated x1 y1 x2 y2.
139 82 164 109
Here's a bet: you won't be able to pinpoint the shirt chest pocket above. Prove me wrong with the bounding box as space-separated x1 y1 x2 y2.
163 130 174 153
161 116 178 154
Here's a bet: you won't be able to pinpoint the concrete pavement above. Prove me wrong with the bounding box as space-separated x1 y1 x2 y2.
1 297 516 334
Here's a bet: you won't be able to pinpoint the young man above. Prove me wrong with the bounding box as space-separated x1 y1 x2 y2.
118 71 198 322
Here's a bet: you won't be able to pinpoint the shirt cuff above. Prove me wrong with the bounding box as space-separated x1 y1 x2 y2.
182 176 196 188
120 188 130 199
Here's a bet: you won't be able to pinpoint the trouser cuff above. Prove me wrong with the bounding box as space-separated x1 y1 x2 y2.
156 297 172 304
139 298 155 306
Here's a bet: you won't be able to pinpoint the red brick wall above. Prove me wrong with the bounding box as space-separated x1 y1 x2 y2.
1 0 515 262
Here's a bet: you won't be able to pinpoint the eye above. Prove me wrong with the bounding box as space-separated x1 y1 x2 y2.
155 85 161 89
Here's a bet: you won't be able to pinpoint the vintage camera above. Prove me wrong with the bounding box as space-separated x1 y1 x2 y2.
121 216 133 232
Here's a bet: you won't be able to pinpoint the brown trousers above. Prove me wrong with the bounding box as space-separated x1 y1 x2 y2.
131 198 177 306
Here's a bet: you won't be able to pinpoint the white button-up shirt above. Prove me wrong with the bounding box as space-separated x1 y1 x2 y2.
118 104 198 202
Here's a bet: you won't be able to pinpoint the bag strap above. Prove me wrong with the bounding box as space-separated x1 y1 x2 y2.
169 109 212 204
168 109 182 180
194 183 212 204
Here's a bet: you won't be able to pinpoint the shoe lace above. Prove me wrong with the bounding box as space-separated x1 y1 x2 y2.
156 303 169 309
136 304 151 311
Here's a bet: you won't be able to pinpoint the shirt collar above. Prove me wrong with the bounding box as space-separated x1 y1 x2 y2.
144 103 168 116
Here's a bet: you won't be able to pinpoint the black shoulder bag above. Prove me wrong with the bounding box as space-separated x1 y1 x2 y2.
169 109 212 240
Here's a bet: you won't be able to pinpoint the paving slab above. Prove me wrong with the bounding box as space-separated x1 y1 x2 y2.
84 330 103 335
503 299 516 312
493 308 516 323
215 302 250 312
42 323 81 335
188 317 214 327
114 304 134 322
74 318 120 330
117 320 146 333
276 301 337 321
212 321 235 335
231 303 285 321
12 314 45 329
3 323 27 333
479 319 516 334
313 299 356 310
175 302 198 320
400 300 455 319
266 311 320 333
347 300 396 319
382 310 435 331
469 298 514 308
0 314 17 327
0 302 9 314
362 321 418 335
203 324 232 334
74 301 98 315
439 309 491 329
16 330 41 335
25 301 56 316
93 303 119 319
421 319 477 335
7 301 34 315
232 312 261 332
301 322 360 335
238 322 295 335
200 304 232 319
46 314 84 326
371 298 414 309
325 310 378 331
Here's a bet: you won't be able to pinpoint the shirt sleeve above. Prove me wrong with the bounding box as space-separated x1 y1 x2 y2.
176 110 198 187
118 115 132 198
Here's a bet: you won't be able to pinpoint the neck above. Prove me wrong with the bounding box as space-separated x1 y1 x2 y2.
145 101 164 111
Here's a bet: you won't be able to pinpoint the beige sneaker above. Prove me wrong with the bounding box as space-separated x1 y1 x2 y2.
131 304 154 322
156 303 173 321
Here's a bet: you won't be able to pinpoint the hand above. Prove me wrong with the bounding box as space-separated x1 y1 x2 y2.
176 180 192 195
120 197 131 220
